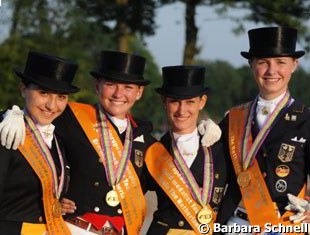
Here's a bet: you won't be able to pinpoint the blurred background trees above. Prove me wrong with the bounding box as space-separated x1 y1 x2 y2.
0 0 309 135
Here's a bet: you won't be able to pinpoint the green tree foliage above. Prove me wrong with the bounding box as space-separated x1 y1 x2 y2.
195 60 251 121
0 0 165 131
159 0 310 65
129 40 164 134
75 0 157 51
289 68 310 105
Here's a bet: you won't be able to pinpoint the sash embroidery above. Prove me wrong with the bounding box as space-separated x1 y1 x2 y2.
146 142 216 234
68 102 145 235
19 117 70 235
228 97 305 233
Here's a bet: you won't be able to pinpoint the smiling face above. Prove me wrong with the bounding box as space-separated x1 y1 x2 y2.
96 79 144 119
164 95 207 134
21 83 68 125
250 57 298 100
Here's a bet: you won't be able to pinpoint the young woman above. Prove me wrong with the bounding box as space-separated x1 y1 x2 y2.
146 65 232 234
0 51 79 235
219 26 310 233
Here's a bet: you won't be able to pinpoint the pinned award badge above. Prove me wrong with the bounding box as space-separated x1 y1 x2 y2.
275 179 287 193
275 165 290 178
278 143 295 162
135 150 144 168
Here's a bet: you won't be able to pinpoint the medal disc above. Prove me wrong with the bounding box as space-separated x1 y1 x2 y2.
237 171 251 188
106 189 120 207
197 208 213 224
53 200 62 218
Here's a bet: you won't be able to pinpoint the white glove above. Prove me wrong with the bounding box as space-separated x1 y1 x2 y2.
198 118 222 147
0 105 25 150
285 193 310 223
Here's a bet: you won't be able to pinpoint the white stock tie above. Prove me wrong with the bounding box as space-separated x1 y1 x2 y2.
173 129 199 167
37 124 55 148
110 116 128 134
256 95 282 129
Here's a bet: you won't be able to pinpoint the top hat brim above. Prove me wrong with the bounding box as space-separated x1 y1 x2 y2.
15 69 80 94
90 70 150 86
155 87 208 99
241 50 305 59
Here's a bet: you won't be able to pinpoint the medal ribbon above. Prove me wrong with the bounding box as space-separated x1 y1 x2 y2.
68 102 145 235
170 132 214 207
241 92 291 170
97 104 133 187
24 112 65 200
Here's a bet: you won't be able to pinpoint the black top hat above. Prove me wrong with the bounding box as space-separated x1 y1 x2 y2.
90 51 150 86
14 51 80 93
155 65 208 99
241 27 305 59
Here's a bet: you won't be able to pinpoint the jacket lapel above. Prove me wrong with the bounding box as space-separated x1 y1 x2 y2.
263 100 306 144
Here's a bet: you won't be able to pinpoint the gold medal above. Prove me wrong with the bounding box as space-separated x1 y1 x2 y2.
105 189 120 207
197 208 213 224
52 200 62 218
237 171 251 188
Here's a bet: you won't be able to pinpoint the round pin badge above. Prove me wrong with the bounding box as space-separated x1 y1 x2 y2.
275 179 287 193
275 165 290 177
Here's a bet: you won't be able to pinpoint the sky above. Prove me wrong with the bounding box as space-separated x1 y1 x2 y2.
144 3 310 71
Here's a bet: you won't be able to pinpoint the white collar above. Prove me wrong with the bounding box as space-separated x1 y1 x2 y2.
257 92 286 106
172 128 199 168
172 128 199 142
37 123 55 148
106 114 128 134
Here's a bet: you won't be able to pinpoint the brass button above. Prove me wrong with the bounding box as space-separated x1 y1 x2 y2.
178 220 184 227
263 172 267 178
94 182 100 187
38 216 43 222
263 153 267 157
98 158 103 163
94 207 100 212
117 209 122 214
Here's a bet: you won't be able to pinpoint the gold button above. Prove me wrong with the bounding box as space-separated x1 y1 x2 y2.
263 153 267 157
178 220 184 227
38 216 43 222
117 209 122 214
98 158 103 163
263 172 267 178
94 182 100 187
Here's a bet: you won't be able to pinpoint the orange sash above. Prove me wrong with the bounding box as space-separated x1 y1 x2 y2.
69 102 145 235
19 128 70 234
146 142 216 234
21 222 47 235
228 103 305 233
